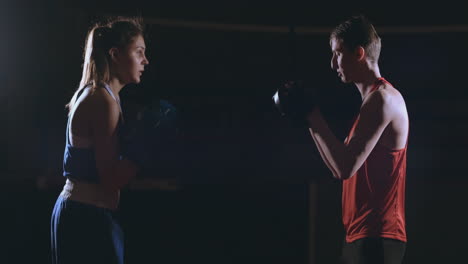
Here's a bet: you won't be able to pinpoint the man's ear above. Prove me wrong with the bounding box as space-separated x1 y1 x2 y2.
109 47 119 62
356 46 365 61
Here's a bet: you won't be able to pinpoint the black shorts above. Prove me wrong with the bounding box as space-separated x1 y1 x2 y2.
340 237 406 264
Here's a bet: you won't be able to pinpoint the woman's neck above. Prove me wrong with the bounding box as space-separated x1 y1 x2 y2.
107 78 125 96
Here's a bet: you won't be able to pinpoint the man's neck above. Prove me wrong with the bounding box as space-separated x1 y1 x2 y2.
354 65 381 101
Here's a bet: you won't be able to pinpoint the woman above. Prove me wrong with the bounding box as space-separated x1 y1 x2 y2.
51 17 149 264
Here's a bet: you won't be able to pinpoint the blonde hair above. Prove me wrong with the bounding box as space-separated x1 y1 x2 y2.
66 17 144 113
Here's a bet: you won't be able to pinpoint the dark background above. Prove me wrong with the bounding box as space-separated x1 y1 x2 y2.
1 1 468 263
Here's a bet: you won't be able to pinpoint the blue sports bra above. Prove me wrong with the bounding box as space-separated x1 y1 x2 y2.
62 84 122 183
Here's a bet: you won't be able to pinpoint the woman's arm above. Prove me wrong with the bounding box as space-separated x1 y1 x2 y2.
91 89 139 190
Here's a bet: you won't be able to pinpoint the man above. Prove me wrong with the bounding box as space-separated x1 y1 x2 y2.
306 15 409 264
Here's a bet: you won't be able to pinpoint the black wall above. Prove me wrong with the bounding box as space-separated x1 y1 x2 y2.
2 2 468 263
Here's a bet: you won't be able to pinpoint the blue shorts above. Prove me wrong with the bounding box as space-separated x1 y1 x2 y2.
50 195 124 264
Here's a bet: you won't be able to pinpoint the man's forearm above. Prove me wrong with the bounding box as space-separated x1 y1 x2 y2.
309 130 340 179
307 109 352 180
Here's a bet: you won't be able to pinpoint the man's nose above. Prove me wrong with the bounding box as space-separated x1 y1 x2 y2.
331 56 337 70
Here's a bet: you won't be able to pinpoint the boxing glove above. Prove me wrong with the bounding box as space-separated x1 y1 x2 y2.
120 99 179 171
272 80 317 124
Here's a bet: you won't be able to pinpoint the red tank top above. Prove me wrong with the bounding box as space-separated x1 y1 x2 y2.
342 78 407 243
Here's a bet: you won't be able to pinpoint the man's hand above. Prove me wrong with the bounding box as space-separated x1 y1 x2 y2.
272 80 318 126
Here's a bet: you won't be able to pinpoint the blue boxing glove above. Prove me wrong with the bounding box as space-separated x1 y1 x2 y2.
119 111 154 168
120 99 179 171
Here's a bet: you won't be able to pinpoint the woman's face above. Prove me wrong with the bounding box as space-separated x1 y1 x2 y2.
114 35 149 85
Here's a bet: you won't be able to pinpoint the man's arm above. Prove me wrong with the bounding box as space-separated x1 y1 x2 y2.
307 90 391 180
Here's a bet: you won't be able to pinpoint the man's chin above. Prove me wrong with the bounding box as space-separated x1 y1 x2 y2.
340 76 352 84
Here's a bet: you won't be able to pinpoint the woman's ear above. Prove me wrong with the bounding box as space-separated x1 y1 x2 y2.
109 47 119 62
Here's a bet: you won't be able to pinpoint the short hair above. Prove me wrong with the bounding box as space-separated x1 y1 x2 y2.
330 15 381 63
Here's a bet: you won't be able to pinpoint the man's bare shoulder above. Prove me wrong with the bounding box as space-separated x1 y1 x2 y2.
371 84 406 109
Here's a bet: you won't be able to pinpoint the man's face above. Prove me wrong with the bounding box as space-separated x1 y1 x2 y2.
330 38 358 83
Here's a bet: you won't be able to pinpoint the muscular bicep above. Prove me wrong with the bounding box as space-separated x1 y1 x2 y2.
346 92 391 176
